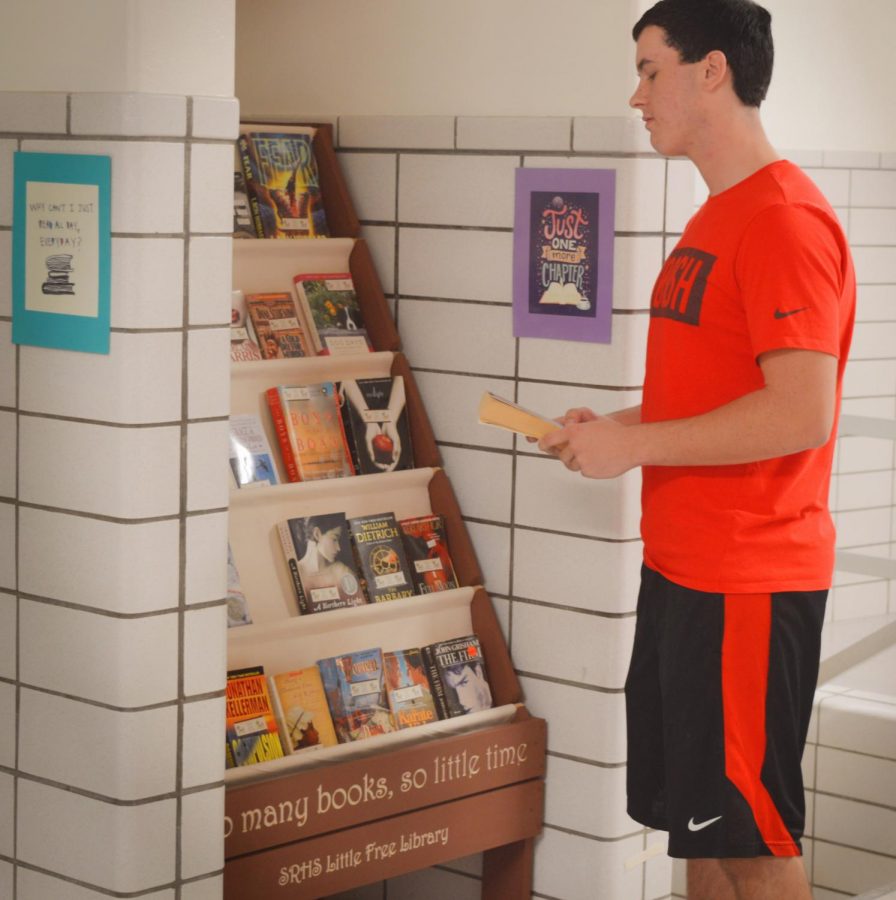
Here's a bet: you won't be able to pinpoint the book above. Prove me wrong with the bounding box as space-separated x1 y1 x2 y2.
292 272 373 356
237 131 329 238
422 635 494 720
228 413 278 488
230 290 263 361
266 382 354 482
233 169 256 238
277 512 367 614
225 666 285 768
384 648 438 730
269 667 338 754
245 292 311 360
338 376 413 474
399 514 459 595
317 647 395 743
348 512 415 603
477 391 560 439
226 544 252 628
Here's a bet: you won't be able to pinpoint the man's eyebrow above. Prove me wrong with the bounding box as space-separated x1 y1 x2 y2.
637 57 654 73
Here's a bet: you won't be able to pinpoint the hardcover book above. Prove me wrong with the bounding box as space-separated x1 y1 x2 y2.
277 512 367 614
384 648 438 730
422 634 494 720
228 413 278 488
338 376 413 474
348 512 415 603
225 666 285 768
293 272 373 356
269 667 338 754
317 647 396 743
399 514 459 595
226 544 252 628
266 382 354 482
245 292 311 360
238 131 329 238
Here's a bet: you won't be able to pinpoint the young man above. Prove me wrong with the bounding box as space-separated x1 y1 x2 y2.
539 1 855 898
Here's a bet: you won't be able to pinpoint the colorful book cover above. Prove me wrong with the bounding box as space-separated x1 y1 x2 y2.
238 131 329 238
277 512 367 614
269 667 338 754
293 272 372 356
226 544 252 628
225 666 285 768
233 169 255 239
399 514 459 594
338 376 413 474
277 382 354 481
348 512 415 603
245 292 311 360
228 413 278 488
317 648 395 743
384 648 438 730
422 635 494 720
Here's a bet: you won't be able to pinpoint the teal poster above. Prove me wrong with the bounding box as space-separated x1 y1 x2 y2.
12 151 111 354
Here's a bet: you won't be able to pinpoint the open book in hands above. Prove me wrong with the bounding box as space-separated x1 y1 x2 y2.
477 392 561 440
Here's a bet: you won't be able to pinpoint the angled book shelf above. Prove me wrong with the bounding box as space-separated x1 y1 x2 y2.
225 122 545 899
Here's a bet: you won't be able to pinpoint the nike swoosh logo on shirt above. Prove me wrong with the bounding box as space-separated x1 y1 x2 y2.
688 815 723 832
774 307 809 319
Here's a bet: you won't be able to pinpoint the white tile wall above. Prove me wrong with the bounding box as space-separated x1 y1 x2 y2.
187 327 231 419
19 332 183 423
0 230 10 316
18 508 180 614
0 592 15 679
0 773 13 857
573 116 653 154
19 418 182 518
70 93 187 137
0 681 14 768
180 787 225 879
17 780 176 893
398 226 513 303
23 139 186 234
189 143 236 234
437 446 513 523
191 96 240 140
457 116 571 152
188 236 233 326
17 868 174 900
182 697 227 789
185 510 229 605
112 237 185 329
17 688 178 800
0 321 15 406
186 419 231 511
0 91 67 133
0 410 14 498
464 520 511 596
19 600 179 707
183 604 228 697
338 152 397 221
339 116 455 150
0 504 16 591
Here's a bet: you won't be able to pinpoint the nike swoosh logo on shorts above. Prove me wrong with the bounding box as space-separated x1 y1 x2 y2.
774 306 809 319
688 815 723 832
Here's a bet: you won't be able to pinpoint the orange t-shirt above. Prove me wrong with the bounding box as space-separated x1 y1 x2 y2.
641 160 855 594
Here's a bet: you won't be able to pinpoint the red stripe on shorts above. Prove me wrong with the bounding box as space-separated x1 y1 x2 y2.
722 593 800 857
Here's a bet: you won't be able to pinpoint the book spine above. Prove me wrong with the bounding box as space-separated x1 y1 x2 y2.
237 135 265 238
267 675 293 756
421 645 449 720
266 387 300 483
276 520 310 615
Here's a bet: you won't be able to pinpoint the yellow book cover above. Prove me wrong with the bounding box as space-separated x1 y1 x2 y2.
477 391 560 439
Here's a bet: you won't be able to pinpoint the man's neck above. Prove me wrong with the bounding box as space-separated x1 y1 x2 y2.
691 106 780 196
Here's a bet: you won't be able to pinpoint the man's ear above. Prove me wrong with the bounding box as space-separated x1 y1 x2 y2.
702 49 730 92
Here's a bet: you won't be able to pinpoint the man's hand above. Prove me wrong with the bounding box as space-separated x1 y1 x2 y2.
539 415 639 479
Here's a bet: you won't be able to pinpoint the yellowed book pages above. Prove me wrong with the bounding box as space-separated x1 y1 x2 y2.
477 392 560 439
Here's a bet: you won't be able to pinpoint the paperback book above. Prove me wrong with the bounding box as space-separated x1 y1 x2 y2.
226 544 252 628
277 512 367 614
238 131 329 238
269 667 338 754
225 666 285 768
339 376 413 474
384 648 438 730
399 514 459 594
348 512 415 603
266 382 354 482
228 413 278 488
293 272 373 356
245 292 311 360
477 391 559 439
230 290 263 361
318 647 396 743
233 169 255 239
422 634 494 720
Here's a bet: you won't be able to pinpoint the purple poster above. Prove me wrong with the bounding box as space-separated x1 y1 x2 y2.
512 167 615 343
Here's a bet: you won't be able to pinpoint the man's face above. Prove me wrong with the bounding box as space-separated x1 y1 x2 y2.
629 25 705 157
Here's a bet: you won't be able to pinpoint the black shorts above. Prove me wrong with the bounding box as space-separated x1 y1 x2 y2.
625 565 826 859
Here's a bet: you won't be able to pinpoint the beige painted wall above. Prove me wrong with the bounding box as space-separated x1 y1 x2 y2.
0 0 235 96
236 0 895 153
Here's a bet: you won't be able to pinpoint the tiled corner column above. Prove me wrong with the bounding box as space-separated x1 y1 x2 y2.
0 91 237 898
334 114 697 900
